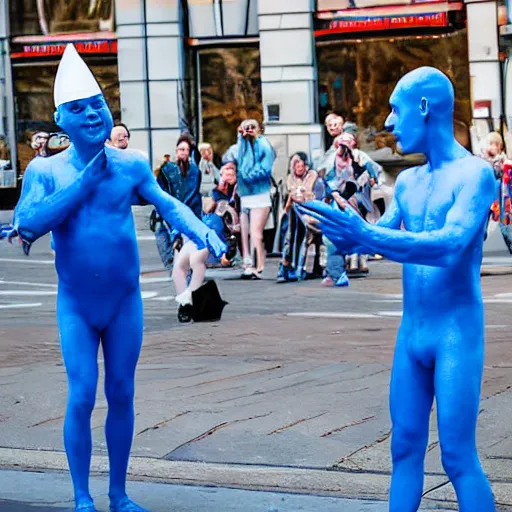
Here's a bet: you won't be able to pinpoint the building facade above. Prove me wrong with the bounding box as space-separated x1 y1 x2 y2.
0 0 507 208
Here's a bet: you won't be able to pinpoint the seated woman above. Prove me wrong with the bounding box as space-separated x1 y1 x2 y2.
277 152 320 282
172 164 239 323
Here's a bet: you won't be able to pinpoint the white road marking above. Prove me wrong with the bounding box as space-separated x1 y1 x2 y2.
137 236 155 241
0 290 57 296
288 311 404 319
287 312 378 319
0 280 57 288
0 258 54 265
141 291 159 299
484 299 512 304
151 296 175 301
0 303 42 309
140 277 171 284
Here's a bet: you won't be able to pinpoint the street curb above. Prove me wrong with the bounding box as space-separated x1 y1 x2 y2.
0 447 439 504
3 451 512 508
481 266 512 276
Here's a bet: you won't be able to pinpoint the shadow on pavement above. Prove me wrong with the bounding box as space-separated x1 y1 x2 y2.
0 501 69 511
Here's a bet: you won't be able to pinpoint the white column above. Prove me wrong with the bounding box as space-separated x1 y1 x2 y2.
257 0 322 182
465 0 502 130
115 0 186 168
0 0 16 186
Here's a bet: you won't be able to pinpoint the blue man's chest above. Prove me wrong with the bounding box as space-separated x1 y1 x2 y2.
53 160 137 214
399 168 460 232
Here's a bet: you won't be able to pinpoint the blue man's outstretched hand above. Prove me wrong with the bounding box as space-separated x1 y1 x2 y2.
296 199 364 254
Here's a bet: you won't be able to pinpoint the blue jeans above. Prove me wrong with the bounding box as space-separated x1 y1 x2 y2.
324 237 345 281
155 221 174 271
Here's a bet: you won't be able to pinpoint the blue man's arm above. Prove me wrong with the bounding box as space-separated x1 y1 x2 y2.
13 150 105 244
359 166 494 266
136 158 226 257
376 195 402 229
300 162 495 268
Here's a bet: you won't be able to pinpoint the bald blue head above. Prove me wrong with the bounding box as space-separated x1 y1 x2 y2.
385 67 455 154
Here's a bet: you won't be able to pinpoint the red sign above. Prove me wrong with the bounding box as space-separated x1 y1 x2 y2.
315 12 448 36
11 40 117 59
317 0 456 10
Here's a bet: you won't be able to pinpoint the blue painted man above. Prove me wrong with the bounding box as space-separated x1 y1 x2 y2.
1 44 226 512
298 67 496 511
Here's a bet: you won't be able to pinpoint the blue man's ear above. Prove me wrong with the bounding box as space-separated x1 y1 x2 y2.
420 97 430 120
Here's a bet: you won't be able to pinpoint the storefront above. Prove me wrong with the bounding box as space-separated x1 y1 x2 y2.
314 0 471 155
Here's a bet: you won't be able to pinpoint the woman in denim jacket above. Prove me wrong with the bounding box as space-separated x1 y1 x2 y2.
236 119 276 279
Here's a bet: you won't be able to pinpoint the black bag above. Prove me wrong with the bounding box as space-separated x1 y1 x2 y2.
191 280 228 322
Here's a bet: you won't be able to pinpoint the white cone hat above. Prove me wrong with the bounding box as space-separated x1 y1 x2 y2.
53 44 102 107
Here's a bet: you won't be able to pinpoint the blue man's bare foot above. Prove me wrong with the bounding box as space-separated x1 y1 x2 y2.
75 500 97 512
110 496 150 512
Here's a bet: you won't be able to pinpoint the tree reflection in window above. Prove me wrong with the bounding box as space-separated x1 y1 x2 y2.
316 30 472 150
12 59 119 174
199 47 262 155
10 0 114 36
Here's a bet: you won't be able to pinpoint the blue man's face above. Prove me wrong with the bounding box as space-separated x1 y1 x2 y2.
385 86 426 154
54 94 113 148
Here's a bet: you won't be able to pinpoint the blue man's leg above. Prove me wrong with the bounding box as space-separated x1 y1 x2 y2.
101 290 147 512
58 293 100 510
435 339 495 511
389 334 434 512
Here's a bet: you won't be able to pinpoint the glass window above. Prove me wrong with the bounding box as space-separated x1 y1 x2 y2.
187 0 259 38
12 58 120 175
316 30 471 153
188 2 219 38
222 0 249 37
9 0 114 37
198 47 262 156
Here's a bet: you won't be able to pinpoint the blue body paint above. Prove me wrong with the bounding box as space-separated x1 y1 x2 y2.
7 89 225 512
298 67 496 511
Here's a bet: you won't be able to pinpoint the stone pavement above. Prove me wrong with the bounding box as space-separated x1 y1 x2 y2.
1 206 512 510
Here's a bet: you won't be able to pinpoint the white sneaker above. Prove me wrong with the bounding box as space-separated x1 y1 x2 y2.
175 288 193 306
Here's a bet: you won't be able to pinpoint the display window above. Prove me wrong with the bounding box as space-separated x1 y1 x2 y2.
197 47 262 155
